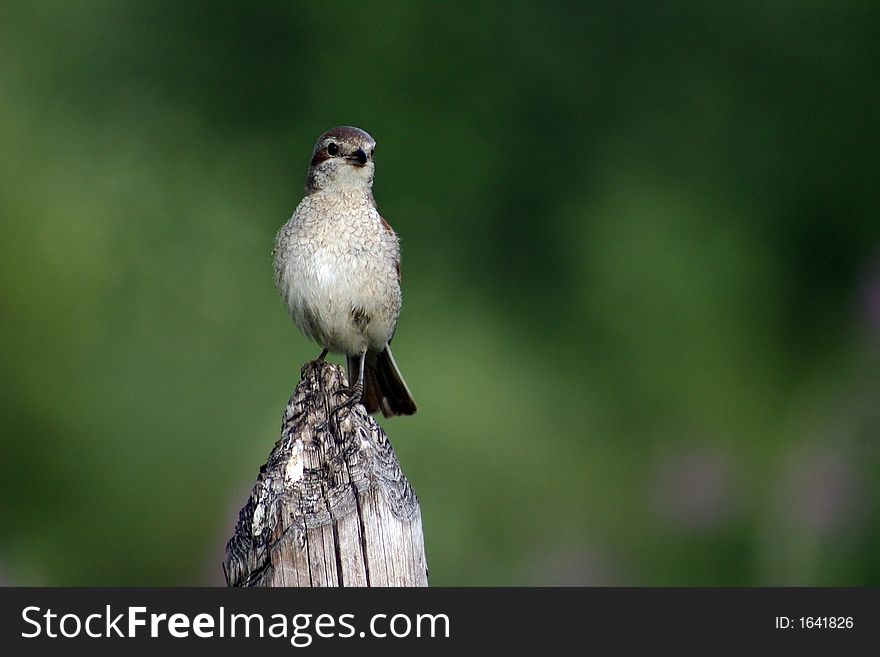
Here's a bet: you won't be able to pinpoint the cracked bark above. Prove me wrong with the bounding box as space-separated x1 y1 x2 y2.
223 360 428 587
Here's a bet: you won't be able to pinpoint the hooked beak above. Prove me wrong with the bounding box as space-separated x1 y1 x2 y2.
347 148 368 166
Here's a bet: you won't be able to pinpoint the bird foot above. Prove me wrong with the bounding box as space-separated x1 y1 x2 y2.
315 383 363 434
331 382 364 415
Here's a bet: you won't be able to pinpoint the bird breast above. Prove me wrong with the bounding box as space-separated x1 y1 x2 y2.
273 191 401 354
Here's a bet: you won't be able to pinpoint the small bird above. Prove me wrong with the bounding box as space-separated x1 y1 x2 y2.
273 126 417 417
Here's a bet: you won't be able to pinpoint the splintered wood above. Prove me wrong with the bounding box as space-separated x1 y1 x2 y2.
223 360 428 587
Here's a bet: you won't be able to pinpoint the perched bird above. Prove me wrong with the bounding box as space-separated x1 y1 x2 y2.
273 126 417 417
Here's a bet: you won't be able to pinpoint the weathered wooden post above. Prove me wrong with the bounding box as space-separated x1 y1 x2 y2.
223 360 428 587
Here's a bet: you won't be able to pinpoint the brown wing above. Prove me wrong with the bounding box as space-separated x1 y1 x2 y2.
380 214 401 282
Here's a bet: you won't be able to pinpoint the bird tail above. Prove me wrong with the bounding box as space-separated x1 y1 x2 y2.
348 346 417 417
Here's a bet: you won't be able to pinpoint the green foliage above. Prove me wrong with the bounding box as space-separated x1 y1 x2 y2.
1 1 878 585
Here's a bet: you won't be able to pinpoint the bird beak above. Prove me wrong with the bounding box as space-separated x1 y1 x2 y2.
347 148 368 166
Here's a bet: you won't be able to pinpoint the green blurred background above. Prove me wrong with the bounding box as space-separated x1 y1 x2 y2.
2 1 879 586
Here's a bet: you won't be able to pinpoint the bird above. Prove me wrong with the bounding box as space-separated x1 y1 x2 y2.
272 126 417 417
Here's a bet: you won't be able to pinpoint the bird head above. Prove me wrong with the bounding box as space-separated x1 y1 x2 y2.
306 126 377 193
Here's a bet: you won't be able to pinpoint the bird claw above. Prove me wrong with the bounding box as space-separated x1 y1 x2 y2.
315 384 362 434
331 383 363 415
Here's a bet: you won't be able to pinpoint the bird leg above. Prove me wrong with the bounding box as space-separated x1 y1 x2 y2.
303 347 329 385
330 348 366 419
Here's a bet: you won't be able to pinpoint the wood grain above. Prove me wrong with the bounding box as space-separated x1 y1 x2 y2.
223 360 427 587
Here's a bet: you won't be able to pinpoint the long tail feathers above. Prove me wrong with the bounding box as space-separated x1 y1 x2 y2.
348 346 417 417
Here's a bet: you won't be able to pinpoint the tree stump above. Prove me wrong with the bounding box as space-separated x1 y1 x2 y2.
223 360 428 587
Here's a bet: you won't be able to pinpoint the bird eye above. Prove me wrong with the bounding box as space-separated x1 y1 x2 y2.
327 142 339 156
